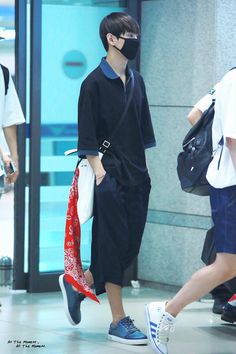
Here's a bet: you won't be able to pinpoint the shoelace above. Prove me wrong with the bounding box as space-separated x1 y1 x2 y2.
120 317 139 334
157 315 175 344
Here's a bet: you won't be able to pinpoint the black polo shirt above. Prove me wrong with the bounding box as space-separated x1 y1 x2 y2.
77 57 156 186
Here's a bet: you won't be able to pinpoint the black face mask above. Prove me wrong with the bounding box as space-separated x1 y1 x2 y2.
115 36 140 60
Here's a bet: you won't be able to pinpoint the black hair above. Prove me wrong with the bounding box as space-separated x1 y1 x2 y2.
99 12 140 51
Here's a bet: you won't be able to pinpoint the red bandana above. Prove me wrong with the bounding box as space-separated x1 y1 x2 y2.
64 168 99 303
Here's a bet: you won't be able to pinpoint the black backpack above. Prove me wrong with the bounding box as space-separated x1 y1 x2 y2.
177 68 236 196
177 100 217 196
1 64 9 95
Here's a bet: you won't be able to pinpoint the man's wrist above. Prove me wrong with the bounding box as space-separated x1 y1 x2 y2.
96 174 105 180
95 171 106 179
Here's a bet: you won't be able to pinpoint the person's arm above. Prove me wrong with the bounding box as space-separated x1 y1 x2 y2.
86 155 106 185
77 81 106 184
187 107 203 126
139 76 156 149
2 125 19 183
1 74 25 183
226 138 236 169
188 84 219 126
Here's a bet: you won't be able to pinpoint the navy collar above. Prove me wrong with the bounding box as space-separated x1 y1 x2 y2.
99 57 131 80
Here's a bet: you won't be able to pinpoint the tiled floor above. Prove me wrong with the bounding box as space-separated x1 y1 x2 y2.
0 192 236 353
0 286 235 354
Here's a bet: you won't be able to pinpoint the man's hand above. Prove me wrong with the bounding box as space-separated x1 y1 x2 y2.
95 172 106 186
86 155 106 186
2 125 19 183
3 155 19 184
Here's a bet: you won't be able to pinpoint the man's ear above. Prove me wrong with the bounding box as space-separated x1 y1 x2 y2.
106 33 118 47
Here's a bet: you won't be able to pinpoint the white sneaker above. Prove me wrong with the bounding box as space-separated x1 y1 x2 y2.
145 301 175 354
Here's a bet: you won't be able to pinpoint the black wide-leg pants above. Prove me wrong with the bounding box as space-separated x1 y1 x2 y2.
90 172 151 295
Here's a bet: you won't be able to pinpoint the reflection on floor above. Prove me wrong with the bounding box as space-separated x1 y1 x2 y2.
0 190 14 259
0 286 235 354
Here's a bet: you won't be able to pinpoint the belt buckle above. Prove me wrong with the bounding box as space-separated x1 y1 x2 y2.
103 140 110 149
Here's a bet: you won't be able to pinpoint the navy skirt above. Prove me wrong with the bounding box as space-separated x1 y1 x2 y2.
210 185 236 254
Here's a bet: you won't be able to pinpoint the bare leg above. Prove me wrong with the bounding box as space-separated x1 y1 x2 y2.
72 269 94 291
73 272 126 323
105 282 126 324
166 253 236 317
84 269 94 287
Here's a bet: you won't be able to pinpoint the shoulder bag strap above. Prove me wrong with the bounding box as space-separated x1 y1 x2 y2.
66 69 135 160
99 69 135 154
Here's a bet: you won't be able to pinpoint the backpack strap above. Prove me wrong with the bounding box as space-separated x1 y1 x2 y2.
217 137 224 170
1 64 9 95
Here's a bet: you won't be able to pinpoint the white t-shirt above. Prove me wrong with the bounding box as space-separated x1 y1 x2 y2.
194 83 219 112
195 70 236 188
0 67 25 128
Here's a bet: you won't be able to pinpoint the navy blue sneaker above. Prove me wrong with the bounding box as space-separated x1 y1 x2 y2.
221 294 236 323
59 274 85 326
108 316 148 345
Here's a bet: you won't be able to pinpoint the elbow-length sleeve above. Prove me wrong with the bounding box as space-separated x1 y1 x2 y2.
140 76 156 149
77 81 99 158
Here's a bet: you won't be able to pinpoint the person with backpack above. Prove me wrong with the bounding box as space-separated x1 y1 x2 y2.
0 37 25 188
145 68 236 354
59 12 156 345
188 85 236 317
0 37 25 310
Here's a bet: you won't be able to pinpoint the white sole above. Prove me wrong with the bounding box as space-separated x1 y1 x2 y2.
108 334 148 345
58 274 78 326
145 304 166 354
145 304 154 344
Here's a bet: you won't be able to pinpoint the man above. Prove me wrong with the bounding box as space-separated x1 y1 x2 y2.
188 85 236 316
0 37 25 189
0 37 25 310
145 68 236 354
59 12 156 345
